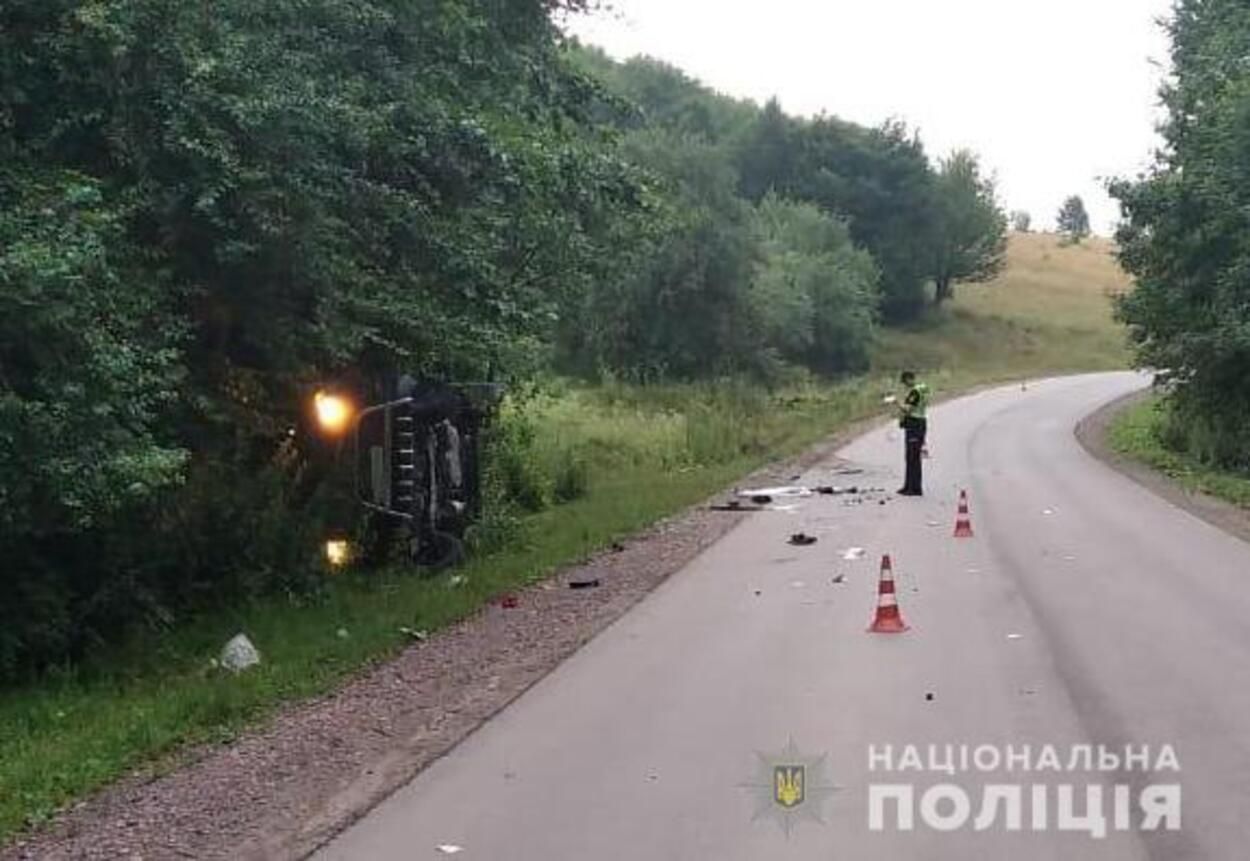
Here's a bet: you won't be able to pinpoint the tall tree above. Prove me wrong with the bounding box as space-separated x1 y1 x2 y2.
1011 210 1033 232
1111 0 1250 468
1056 195 1091 243
564 128 757 380
737 98 799 201
931 150 1008 304
777 118 943 322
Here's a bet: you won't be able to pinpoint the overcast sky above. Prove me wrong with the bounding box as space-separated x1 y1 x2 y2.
565 0 1173 235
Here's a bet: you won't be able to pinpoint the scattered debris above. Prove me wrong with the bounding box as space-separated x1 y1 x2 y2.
436 845 465 855
611 541 626 553
926 519 942 528
754 589 762 596
790 580 806 589
815 485 837 495
831 574 846 585
1043 508 1055 516
879 499 888 506
882 394 898 405
925 692 934 702
568 578 600 590
499 594 519 609
833 467 865 476
219 633 261 673
399 626 429 641
1007 633 1023 640
841 547 866 561
739 485 813 500
788 533 818 546
336 627 350 640
751 495 773 505
767 503 803 513
448 574 468 588
710 501 765 512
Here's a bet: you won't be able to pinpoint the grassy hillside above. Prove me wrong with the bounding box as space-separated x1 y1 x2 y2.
0 231 1134 844
875 232 1131 377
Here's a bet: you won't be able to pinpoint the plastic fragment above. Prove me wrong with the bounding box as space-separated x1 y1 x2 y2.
219 634 261 673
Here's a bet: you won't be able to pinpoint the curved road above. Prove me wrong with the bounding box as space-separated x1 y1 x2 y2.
317 372 1250 860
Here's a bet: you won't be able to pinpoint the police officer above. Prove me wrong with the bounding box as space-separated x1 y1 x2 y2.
897 370 929 496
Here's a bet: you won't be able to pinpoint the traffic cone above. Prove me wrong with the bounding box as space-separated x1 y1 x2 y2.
954 490 974 538
868 555 909 633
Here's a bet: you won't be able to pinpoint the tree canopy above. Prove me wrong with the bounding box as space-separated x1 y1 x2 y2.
1111 0 1250 469
931 150 1008 304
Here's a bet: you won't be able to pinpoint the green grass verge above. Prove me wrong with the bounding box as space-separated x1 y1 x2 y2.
1108 395 1250 509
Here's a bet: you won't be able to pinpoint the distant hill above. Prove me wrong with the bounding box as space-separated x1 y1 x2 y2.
874 232 1133 377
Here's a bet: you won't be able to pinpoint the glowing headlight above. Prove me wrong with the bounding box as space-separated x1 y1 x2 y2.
314 391 353 434
325 539 351 567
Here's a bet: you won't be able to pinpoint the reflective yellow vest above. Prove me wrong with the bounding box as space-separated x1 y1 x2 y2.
903 382 929 420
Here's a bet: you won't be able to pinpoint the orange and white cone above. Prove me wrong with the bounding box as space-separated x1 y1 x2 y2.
954 490 974 539
868 554 909 633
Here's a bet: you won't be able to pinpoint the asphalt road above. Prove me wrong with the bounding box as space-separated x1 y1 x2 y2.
316 372 1250 861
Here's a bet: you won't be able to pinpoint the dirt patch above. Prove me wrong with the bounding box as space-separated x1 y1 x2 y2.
1075 390 1250 547
1 414 886 861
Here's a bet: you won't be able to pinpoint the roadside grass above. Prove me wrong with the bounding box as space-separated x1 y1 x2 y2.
1109 396 1250 509
0 231 1132 844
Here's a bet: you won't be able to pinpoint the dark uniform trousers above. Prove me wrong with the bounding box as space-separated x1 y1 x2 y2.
901 415 927 495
